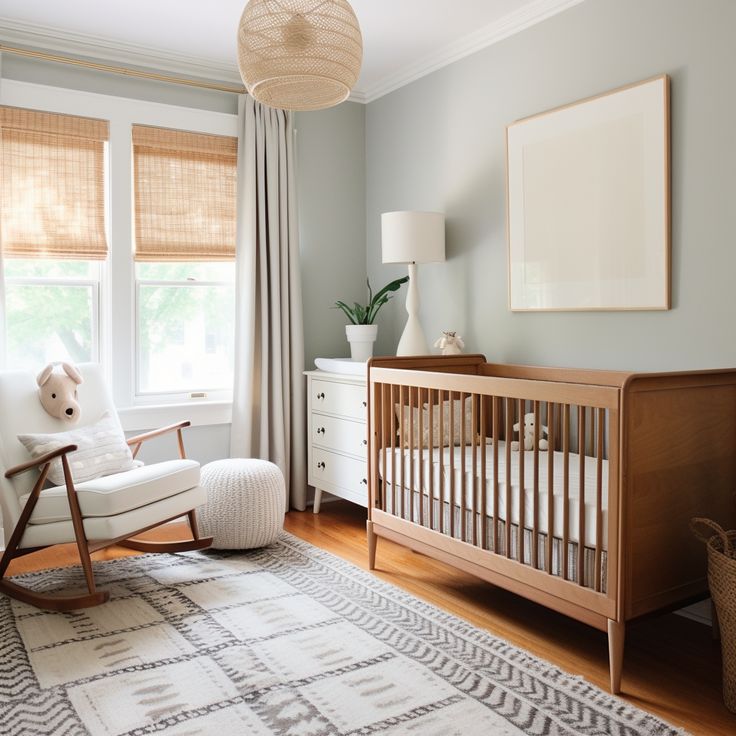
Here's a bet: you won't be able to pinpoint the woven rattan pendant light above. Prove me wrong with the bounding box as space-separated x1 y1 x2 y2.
237 0 363 111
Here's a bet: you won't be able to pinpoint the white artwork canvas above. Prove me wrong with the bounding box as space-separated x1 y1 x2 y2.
507 75 670 311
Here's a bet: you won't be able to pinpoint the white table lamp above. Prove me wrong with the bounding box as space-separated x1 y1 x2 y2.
382 211 445 356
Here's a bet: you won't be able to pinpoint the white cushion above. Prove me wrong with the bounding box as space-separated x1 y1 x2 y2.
20 459 200 525
19 484 207 548
17 412 139 486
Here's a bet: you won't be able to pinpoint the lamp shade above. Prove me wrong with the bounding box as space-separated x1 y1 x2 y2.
237 0 363 112
381 211 445 264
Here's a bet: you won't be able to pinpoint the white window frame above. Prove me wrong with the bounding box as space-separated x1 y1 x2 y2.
0 79 237 430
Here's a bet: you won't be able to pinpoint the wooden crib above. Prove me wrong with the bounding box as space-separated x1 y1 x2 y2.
366 354 736 693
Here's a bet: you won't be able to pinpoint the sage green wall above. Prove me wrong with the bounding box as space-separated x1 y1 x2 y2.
366 0 736 371
296 102 366 369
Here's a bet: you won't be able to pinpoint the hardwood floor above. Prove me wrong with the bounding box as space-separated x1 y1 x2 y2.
7 501 736 735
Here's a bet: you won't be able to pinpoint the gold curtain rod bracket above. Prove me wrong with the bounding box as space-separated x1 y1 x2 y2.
0 44 246 95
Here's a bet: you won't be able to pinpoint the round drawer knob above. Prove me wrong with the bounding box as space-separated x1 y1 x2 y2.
317 461 326 469
317 392 325 400
362 439 367 446
317 427 325 434
361 478 367 485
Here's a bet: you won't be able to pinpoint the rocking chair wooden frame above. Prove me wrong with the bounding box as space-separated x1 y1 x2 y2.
0 420 212 611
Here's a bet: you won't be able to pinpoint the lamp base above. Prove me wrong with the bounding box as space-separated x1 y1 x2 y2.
396 320 429 356
396 263 429 356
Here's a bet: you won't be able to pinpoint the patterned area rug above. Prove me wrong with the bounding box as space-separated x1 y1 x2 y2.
0 533 685 736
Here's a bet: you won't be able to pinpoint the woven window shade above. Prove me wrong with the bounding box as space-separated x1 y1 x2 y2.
132 125 237 262
0 106 109 260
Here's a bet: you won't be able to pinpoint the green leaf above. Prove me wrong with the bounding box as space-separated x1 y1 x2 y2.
333 275 408 325
333 300 358 324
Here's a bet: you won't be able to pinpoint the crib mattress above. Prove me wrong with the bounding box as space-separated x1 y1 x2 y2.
378 440 609 548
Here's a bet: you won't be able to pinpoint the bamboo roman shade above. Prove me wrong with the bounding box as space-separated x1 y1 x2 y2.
132 125 237 262
0 106 109 260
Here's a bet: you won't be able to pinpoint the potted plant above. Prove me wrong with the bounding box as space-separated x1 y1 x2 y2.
334 276 409 360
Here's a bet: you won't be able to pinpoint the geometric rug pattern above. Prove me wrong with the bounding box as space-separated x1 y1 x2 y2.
0 533 685 735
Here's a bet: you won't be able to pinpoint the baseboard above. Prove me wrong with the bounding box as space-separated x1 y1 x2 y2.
676 599 712 626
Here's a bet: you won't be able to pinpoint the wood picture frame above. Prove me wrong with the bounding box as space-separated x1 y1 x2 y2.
506 75 670 311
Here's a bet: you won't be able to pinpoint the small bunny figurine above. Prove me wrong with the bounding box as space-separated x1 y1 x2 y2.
434 331 465 355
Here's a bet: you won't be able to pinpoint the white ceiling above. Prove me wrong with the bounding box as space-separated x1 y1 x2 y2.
0 0 584 102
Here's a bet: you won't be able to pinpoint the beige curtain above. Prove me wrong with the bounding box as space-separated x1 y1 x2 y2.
230 95 306 510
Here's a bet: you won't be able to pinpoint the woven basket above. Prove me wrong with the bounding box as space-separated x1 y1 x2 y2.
691 517 736 712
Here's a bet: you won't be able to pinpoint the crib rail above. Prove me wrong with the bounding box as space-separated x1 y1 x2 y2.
368 365 621 619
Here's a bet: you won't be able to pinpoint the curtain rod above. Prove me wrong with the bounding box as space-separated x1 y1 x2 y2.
0 44 246 95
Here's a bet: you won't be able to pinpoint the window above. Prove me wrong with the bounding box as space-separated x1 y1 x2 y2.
0 106 109 370
0 82 238 424
5 259 101 370
131 125 237 398
135 262 234 395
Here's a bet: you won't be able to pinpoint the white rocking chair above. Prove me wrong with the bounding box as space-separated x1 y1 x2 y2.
0 364 212 611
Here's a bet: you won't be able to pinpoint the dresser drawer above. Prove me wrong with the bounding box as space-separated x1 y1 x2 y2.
312 378 366 420
311 414 367 457
312 448 368 498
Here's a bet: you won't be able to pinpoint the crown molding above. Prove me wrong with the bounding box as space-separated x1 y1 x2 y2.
361 0 587 103
0 0 586 103
0 16 243 85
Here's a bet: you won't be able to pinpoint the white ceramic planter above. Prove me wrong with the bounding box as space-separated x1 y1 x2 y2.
345 324 378 361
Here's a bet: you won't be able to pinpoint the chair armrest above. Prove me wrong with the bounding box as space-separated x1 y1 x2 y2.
126 421 191 448
5 444 78 478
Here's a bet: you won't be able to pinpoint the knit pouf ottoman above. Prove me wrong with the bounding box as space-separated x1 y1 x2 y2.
198 458 285 549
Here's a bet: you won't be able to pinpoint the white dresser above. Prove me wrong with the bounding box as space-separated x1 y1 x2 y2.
305 370 368 512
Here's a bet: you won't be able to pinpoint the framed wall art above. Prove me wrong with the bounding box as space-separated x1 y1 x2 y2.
506 75 670 311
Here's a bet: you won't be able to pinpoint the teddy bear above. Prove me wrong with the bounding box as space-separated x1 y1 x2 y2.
37 362 83 424
510 412 548 451
433 331 465 355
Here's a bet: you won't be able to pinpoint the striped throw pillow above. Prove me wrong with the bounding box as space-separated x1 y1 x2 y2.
18 412 140 486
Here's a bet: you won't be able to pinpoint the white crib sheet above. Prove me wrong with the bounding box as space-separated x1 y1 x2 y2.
378 440 609 548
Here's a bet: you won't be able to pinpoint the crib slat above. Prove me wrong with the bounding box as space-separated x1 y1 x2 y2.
381 383 388 512
461 392 468 543
480 396 487 550
450 392 456 539
399 384 406 520
505 398 512 558
518 398 525 565
428 393 434 531
562 403 570 581
546 402 555 575
390 384 396 516
471 394 478 546
493 396 500 554
595 407 604 592
409 386 415 523
532 400 540 569
418 387 425 528
578 405 586 587
439 392 445 534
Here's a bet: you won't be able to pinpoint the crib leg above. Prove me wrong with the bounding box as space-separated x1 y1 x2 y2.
607 618 625 694
367 520 377 570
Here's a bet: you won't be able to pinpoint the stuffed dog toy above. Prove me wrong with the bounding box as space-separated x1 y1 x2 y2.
511 412 548 451
37 362 83 424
